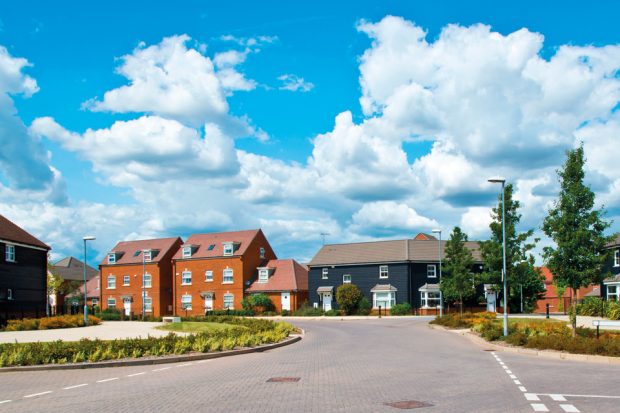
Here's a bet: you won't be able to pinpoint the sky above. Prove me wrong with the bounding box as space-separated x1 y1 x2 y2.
1 1 620 266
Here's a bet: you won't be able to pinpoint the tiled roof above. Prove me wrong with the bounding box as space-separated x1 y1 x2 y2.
414 233 437 241
308 238 482 266
100 237 182 265
70 275 100 299
370 284 398 292
0 214 50 250
606 234 620 248
538 267 553 284
52 257 98 281
172 229 263 260
246 259 308 292
604 274 620 283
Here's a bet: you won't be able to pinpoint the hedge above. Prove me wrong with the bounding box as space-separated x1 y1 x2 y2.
2 315 101 331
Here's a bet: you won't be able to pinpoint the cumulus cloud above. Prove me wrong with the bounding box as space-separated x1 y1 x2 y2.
351 201 438 236
278 74 314 92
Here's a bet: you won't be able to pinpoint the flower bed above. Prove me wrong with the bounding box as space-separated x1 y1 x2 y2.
2 315 101 331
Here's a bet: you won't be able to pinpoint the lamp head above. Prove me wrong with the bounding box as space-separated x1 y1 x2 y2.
431 229 441 234
83 236 96 241
487 178 506 184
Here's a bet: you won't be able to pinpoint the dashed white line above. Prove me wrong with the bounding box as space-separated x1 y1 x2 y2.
506 370 512 374
175 363 193 368
560 405 580 413
525 394 541 401
152 366 171 372
127 372 146 377
63 383 88 390
550 394 567 401
509 374 517 379
23 391 52 398
96 377 118 383
514 380 522 385
519 387 528 392
0 400 11 405
196 359 210 364
531 403 549 412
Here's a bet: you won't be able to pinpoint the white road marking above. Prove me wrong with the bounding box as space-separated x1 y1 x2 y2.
0 400 11 405
23 391 52 398
152 367 171 372
502 366 509 370
196 359 210 364
537 394 620 400
560 405 580 413
499 362 506 365
63 383 88 390
127 372 146 377
176 363 193 368
514 380 522 385
519 387 528 392
531 403 549 412
550 394 567 401
96 377 118 383
506 370 512 374
510 374 517 379
525 394 540 401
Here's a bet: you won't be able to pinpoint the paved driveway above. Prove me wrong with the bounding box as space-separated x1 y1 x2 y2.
0 318 618 412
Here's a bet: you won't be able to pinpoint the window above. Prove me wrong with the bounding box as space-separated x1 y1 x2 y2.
181 271 192 285
92 298 99 307
427 265 437 278
143 273 152 288
615 249 620 267
322 268 328 279
343 274 351 284
223 293 234 309
421 291 441 308
608 285 619 301
108 253 116 264
207 244 215 251
258 269 269 283
260 247 265 259
373 292 395 309
5 244 15 262
181 294 192 310
133 250 141 257
143 250 152 262
182 246 192 258
7 288 13 300
205 270 213 282
107 297 116 308
123 275 130 286
143 293 152 312
107 275 116 289
223 243 234 256
379 265 389 279
223 268 234 283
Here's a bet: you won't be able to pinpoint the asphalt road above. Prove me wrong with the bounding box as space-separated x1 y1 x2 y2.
0 318 618 412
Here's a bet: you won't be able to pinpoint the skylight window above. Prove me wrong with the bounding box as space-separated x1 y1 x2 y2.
133 250 141 257
207 244 215 251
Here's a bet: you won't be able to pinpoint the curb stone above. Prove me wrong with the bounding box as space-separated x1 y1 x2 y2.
0 334 302 373
429 323 620 365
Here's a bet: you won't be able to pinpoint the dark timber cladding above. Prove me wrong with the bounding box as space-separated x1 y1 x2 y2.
307 235 482 311
0 215 51 324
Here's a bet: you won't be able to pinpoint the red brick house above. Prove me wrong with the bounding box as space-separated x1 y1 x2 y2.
100 237 183 318
246 259 309 312
533 267 599 314
172 229 276 316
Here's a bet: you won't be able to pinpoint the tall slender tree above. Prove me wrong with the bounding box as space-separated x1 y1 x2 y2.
441 227 475 315
542 145 611 336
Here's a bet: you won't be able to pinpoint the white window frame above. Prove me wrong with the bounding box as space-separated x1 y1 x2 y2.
322 268 328 279
181 271 192 285
420 291 442 309
258 269 269 283
223 293 234 309
205 270 213 282
373 291 395 309
92 298 99 307
143 292 152 313
7 288 13 300
107 297 116 308
608 284 619 301
223 268 234 284
181 294 192 310
182 246 192 258
107 275 116 289
427 264 437 278
143 250 152 262
379 265 389 279
123 275 130 286
108 253 116 264
143 273 152 288
343 274 351 284
223 243 234 256
260 247 265 259
5 244 15 262
615 249 620 267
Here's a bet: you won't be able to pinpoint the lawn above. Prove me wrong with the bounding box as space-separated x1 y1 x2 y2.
157 321 245 333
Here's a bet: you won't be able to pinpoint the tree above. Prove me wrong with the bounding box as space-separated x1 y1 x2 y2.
441 227 475 315
480 183 545 312
542 145 611 336
336 284 363 315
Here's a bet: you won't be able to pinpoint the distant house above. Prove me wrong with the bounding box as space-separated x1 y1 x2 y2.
533 267 599 314
246 259 308 312
308 234 483 314
100 237 183 318
49 257 98 314
78 274 101 309
603 234 620 302
0 214 51 323
171 229 276 315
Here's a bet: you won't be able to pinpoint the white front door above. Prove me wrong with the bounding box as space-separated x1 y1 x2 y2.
205 294 213 311
281 292 291 311
322 293 332 311
123 298 131 316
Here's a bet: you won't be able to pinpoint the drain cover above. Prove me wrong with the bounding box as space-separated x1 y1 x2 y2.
385 400 433 409
267 377 300 383
483 349 495 351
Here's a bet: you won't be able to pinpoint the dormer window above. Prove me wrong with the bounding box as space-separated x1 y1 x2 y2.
182 246 193 258
223 242 234 256
260 247 265 259
108 253 116 264
258 269 269 283
143 250 152 262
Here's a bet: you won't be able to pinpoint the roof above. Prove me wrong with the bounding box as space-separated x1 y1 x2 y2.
100 237 182 266
606 234 620 248
246 259 308 292
604 274 620 284
308 238 482 266
52 257 98 281
538 267 553 284
418 283 440 291
316 286 334 293
71 275 100 299
0 214 50 250
584 286 601 297
370 284 398 292
172 229 263 260
414 233 437 241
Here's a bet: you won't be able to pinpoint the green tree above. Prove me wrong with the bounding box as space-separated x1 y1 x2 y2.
336 284 363 315
480 183 545 312
542 146 611 336
441 227 475 315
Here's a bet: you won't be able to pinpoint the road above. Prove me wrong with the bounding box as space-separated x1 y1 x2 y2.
0 318 618 412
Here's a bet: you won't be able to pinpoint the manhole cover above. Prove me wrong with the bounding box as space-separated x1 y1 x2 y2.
483 349 495 351
385 400 433 409
267 377 300 383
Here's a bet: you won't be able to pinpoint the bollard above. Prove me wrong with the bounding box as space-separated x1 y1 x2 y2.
546 303 550 319
378 305 382 318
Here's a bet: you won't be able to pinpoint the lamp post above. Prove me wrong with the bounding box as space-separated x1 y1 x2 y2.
488 178 508 337
82 236 96 325
142 249 147 321
432 229 443 317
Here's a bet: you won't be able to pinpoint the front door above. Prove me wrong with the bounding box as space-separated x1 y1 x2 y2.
281 292 291 311
205 294 213 311
322 293 332 311
123 298 131 316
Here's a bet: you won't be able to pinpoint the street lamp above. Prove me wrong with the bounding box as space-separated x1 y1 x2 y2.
488 178 508 337
142 249 148 321
431 229 443 317
82 236 96 326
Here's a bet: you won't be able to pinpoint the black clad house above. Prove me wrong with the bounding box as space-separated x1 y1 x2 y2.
603 234 620 301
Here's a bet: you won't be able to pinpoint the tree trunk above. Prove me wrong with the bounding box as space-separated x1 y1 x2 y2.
570 288 578 338
459 293 463 316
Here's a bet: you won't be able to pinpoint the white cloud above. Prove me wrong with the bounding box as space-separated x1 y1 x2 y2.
278 74 314 92
460 207 493 239
351 201 438 235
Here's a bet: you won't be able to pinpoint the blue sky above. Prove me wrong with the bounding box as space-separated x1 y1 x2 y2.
1 1 620 266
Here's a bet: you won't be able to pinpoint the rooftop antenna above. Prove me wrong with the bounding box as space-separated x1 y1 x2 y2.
320 232 330 245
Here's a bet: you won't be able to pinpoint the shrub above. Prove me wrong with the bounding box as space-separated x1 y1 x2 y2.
3 315 101 331
281 309 290 317
203 309 255 317
324 309 340 316
99 308 122 321
336 284 363 315
357 296 371 315
578 297 605 316
390 303 412 316
293 303 323 316
606 301 620 320
430 312 496 329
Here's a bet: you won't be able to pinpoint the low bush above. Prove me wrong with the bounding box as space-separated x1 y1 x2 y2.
430 312 496 329
606 301 620 320
292 303 323 316
357 297 371 315
98 308 121 321
203 309 255 317
3 315 101 331
281 309 290 317
324 309 340 316
390 303 412 316
577 297 605 316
